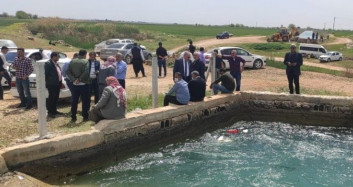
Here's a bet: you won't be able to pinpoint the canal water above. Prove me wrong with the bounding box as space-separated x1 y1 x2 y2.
69 121 353 186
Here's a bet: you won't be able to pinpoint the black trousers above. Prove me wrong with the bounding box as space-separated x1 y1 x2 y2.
164 95 182 106
287 73 300 94
118 79 125 89
46 84 61 115
89 78 99 104
71 84 90 119
0 71 12 100
132 59 145 77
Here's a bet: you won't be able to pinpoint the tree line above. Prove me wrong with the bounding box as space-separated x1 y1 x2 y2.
0 11 38 19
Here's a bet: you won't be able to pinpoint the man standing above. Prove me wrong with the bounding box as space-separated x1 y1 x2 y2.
220 50 245 91
67 50 90 122
188 40 196 55
210 68 235 95
284 44 303 94
13 48 33 109
45 52 63 118
156 42 168 77
88 52 100 104
199 47 206 64
130 43 146 77
214 50 223 79
188 71 206 102
173 52 192 82
190 52 205 80
0 46 11 100
115 53 127 89
164 72 190 106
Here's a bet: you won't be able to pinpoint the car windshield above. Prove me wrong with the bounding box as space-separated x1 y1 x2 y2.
0 40 17 48
106 40 120 45
108 43 125 49
5 52 29 63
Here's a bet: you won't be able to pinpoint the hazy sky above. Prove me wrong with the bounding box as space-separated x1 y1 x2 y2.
2 0 353 30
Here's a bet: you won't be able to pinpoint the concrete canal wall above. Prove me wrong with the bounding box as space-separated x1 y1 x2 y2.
0 91 352 184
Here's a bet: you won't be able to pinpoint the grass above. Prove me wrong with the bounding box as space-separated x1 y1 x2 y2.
0 18 32 27
266 59 347 77
127 94 165 112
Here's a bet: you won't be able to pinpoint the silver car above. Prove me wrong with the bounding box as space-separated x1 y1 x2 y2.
204 47 266 69
94 38 134 55
100 43 152 64
319 51 343 62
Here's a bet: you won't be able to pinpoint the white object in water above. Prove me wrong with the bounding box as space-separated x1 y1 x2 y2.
243 129 249 133
217 136 232 142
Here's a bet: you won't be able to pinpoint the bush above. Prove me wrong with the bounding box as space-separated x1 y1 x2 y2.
27 18 142 49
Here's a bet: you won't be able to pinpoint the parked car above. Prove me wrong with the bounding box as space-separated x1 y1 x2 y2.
100 43 152 64
94 38 134 55
8 50 72 99
319 51 343 62
204 47 266 69
299 43 327 58
0 39 17 50
216 31 233 39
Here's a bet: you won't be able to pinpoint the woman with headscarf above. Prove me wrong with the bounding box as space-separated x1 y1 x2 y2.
89 76 126 123
97 56 116 98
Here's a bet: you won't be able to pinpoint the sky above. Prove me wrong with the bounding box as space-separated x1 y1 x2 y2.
2 0 353 30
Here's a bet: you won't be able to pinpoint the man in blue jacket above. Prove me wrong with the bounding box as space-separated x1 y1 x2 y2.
164 72 190 106
284 44 303 94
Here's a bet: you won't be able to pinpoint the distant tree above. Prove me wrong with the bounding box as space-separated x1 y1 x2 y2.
32 14 38 19
1 12 9 17
16 11 31 19
229 23 235 27
288 24 296 29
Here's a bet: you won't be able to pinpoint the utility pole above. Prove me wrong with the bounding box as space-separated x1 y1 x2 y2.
333 17 336 31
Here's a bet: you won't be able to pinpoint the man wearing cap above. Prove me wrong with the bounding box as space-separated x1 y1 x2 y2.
188 71 206 102
283 44 303 94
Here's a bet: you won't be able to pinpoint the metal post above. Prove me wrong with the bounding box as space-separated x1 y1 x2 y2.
152 57 158 108
211 53 216 95
36 61 48 137
205 56 212 82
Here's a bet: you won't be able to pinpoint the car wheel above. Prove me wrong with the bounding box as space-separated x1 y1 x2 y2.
125 55 132 64
327 58 331 62
253 59 262 69
339 57 342 61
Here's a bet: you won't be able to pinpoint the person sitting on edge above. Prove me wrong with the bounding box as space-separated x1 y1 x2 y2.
164 72 190 106
210 68 235 95
89 76 126 123
188 71 206 102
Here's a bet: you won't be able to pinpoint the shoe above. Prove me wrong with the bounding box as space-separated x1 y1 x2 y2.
54 111 64 115
25 105 33 110
143 75 147 77
16 104 26 108
48 113 56 118
71 117 77 122
83 117 89 122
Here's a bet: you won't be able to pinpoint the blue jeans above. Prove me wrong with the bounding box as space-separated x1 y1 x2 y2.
16 78 32 106
213 84 233 95
158 59 167 76
231 72 242 91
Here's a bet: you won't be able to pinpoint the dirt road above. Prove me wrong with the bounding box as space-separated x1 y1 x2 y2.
325 37 353 45
274 57 347 72
170 36 267 52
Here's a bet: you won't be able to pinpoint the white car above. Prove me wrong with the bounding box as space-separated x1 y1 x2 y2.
8 50 72 99
319 51 343 62
0 39 17 50
204 47 266 69
94 38 134 55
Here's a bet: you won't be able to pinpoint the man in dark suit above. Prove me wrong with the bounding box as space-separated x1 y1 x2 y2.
188 71 206 102
190 52 205 80
88 52 100 104
283 44 303 94
45 52 63 118
173 51 192 82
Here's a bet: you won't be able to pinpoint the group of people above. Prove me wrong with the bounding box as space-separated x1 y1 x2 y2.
44 49 127 123
0 41 303 123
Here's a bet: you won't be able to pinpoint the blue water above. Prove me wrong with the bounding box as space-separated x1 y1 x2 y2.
69 121 353 187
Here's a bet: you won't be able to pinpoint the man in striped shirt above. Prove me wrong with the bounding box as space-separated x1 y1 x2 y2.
13 48 34 109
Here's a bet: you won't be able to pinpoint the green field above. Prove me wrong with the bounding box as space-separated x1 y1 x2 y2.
0 18 32 27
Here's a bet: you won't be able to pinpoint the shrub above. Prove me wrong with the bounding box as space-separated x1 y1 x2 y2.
249 43 289 51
